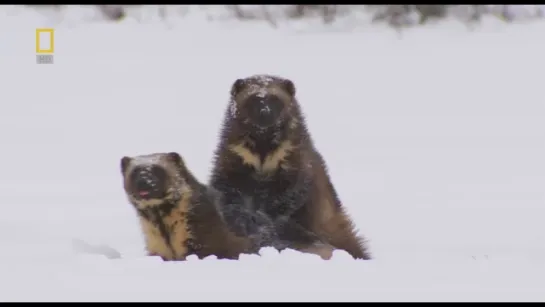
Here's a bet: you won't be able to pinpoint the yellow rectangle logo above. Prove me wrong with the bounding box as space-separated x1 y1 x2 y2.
36 28 54 54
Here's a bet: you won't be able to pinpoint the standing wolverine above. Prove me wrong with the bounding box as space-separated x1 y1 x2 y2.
121 152 266 261
209 74 371 260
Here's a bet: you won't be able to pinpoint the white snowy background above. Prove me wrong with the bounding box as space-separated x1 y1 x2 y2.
0 5 544 302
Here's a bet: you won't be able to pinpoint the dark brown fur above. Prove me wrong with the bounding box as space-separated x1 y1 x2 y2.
209 74 371 260
120 152 257 261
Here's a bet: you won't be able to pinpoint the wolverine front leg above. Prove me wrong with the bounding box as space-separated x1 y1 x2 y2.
217 187 282 248
221 195 268 236
274 217 323 246
264 184 328 249
225 204 283 251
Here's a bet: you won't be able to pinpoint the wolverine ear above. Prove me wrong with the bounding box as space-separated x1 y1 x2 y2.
120 156 132 174
166 152 183 166
231 78 246 97
282 79 296 97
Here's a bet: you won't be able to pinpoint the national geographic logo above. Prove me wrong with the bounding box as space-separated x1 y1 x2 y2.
36 28 54 64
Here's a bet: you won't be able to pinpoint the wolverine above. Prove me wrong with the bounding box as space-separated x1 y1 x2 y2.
209 74 371 260
120 151 268 261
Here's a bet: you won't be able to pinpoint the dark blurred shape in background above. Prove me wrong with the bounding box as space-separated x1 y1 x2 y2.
25 5 545 28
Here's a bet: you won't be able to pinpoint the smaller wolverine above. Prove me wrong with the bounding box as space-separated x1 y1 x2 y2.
120 152 268 261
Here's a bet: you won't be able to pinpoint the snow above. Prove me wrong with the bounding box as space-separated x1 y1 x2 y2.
0 7 544 302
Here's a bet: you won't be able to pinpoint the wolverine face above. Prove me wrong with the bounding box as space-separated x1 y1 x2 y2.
230 75 296 130
120 152 186 208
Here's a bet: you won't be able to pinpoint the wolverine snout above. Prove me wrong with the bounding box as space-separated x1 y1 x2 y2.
129 165 168 200
243 94 284 128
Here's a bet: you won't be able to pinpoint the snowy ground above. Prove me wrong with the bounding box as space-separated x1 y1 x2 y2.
0 7 544 302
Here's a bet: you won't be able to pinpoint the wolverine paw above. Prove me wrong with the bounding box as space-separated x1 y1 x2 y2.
225 210 261 236
225 207 276 239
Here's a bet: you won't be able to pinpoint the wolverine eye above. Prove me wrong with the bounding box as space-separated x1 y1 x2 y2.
245 94 283 106
242 94 285 128
149 166 167 183
265 95 284 107
244 95 260 105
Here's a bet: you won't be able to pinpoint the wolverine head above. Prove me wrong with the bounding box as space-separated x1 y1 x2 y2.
120 152 191 209
229 74 297 130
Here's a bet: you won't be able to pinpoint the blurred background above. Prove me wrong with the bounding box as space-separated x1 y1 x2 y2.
8 5 545 28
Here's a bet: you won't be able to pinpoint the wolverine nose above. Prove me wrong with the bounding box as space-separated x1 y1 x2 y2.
135 177 153 193
129 165 168 199
134 174 158 198
251 103 274 127
245 95 284 128
257 103 272 118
